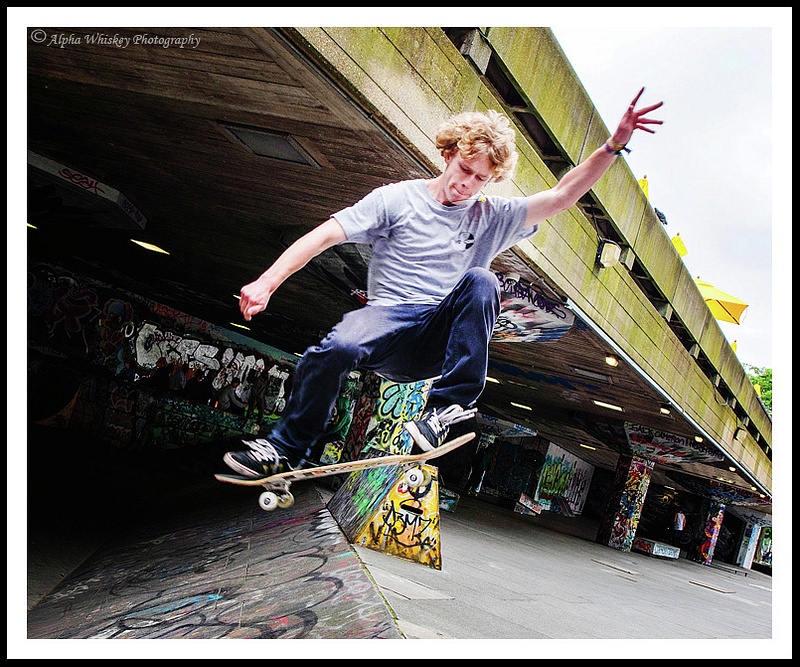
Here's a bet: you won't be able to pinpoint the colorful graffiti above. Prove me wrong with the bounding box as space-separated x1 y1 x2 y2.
753 526 772 566
354 465 442 568
365 379 431 456
28 260 300 449
624 421 724 464
329 377 445 567
534 442 594 515
698 503 726 566
27 487 400 639
599 455 654 552
491 270 575 343
318 372 360 465
343 372 382 461
666 470 770 507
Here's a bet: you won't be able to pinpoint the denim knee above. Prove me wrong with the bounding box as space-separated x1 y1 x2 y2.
462 267 501 304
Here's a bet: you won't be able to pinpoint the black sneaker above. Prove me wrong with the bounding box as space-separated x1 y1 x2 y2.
223 438 301 479
404 404 477 452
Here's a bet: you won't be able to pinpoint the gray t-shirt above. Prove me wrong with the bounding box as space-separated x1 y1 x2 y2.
333 179 535 306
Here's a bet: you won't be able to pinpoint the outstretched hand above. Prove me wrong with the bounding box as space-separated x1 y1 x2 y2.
239 277 272 321
611 87 663 147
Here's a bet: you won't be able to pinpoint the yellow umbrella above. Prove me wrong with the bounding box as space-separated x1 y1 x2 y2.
638 174 649 199
694 277 749 325
671 233 687 257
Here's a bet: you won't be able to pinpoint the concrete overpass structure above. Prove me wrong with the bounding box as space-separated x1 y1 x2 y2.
26 27 772 561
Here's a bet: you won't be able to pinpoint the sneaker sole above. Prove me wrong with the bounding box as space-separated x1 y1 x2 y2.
403 422 435 452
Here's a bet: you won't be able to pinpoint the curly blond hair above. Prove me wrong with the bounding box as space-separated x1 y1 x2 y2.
435 109 518 182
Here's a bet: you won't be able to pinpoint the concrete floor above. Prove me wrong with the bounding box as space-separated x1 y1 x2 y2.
17 426 789 658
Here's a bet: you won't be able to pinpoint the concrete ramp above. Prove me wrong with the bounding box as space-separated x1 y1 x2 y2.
27 483 401 640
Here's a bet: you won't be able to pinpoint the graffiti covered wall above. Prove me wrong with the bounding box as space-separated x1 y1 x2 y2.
533 442 594 515
28 260 300 448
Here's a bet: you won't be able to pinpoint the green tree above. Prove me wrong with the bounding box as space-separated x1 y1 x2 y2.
744 364 772 414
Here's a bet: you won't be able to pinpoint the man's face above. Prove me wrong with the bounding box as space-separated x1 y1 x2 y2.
441 151 493 204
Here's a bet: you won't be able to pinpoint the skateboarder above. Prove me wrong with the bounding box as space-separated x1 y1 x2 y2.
224 88 663 479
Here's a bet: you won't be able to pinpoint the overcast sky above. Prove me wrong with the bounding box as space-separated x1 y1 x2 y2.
550 23 780 371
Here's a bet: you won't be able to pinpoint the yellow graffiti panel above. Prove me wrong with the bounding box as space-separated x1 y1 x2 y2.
353 464 442 569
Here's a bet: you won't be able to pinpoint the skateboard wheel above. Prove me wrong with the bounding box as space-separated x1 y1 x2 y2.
277 493 294 509
258 491 280 511
404 467 429 487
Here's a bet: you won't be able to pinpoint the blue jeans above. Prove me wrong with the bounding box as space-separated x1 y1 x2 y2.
269 267 500 460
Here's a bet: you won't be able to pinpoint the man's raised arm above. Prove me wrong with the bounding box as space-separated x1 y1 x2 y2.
524 87 663 228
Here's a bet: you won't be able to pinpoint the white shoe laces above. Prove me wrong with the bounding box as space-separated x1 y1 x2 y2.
244 438 281 463
427 405 477 434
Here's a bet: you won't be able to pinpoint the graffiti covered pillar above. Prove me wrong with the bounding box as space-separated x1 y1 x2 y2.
736 522 761 570
596 454 654 552
328 376 447 568
693 501 726 566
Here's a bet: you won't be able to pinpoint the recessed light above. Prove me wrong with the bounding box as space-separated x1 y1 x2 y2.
694 436 704 443
579 443 596 450
659 404 672 415
605 354 619 367
220 122 320 168
573 367 612 383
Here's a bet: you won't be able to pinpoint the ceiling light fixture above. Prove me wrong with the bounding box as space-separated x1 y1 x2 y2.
605 354 619 367
579 443 596 451
596 238 622 268
229 322 250 331
694 435 704 443
510 401 532 411
131 239 170 254
659 403 672 415
485 376 500 384
593 399 623 412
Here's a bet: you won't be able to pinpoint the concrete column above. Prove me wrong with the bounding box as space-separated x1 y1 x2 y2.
328 377 447 568
694 501 726 566
596 454 654 552
736 522 761 570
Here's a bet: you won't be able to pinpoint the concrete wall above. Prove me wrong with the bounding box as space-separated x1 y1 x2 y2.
285 27 771 493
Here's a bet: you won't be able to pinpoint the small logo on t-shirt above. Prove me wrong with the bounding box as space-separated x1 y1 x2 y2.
455 232 475 251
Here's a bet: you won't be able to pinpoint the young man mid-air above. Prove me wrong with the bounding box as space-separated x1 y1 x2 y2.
223 88 663 479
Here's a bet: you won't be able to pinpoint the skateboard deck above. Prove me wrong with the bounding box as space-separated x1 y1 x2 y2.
215 431 476 511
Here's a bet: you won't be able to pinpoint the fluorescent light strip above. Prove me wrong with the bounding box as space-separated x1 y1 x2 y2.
565 297 769 499
593 399 623 412
131 239 170 254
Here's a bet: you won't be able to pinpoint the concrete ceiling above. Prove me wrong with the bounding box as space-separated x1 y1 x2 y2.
26 26 769 509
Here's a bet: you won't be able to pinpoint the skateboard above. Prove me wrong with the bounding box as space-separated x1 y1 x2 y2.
215 432 476 511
